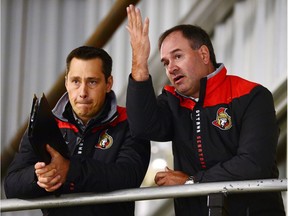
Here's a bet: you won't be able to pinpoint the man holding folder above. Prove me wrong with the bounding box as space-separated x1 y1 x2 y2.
4 46 150 216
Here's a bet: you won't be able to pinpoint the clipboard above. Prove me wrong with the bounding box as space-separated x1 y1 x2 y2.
28 93 69 164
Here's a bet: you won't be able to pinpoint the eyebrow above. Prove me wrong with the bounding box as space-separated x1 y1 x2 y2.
160 48 182 62
69 76 101 81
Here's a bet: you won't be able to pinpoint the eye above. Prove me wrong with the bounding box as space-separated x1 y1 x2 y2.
71 79 80 85
175 54 181 59
162 61 169 68
88 80 97 87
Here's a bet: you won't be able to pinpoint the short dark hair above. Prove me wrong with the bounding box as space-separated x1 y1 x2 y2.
66 46 112 81
158 25 217 68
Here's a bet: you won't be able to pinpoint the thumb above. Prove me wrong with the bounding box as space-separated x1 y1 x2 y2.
46 144 58 157
165 166 173 172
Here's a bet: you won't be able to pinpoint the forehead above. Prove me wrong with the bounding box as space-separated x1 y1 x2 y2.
160 31 191 57
68 58 104 77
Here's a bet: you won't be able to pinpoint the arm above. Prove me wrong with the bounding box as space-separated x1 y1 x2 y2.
5 126 150 196
126 5 174 141
4 131 49 198
127 76 174 141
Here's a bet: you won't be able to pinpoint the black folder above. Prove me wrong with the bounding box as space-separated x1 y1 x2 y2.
28 93 69 164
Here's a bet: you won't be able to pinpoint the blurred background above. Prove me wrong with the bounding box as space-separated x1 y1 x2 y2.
1 0 287 215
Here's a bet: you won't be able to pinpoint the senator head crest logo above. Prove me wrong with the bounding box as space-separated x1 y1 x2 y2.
95 130 113 150
212 107 232 130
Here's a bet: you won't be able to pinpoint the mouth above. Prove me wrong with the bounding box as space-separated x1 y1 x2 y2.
76 101 91 106
173 75 185 84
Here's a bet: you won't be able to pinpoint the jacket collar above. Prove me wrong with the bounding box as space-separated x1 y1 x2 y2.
198 63 226 105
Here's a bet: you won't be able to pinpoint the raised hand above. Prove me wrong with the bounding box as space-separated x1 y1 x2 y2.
126 4 150 81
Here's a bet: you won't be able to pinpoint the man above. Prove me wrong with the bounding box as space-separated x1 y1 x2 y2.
126 5 285 216
4 46 150 216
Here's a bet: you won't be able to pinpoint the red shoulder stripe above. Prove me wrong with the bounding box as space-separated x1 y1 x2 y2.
55 118 79 133
164 85 196 110
203 76 259 107
92 106 127 132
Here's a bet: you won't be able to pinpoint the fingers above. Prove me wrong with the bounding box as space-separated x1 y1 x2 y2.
36 166 62 192
37 171 60 184
43 183 62 192
154 167 173 185
143 17 149 36
135 7 143 30
126 5 149 35
154 171 167 186
35 167 56 178
165 166 172 172
126 5 134 28
126 5 138 31
35 160 61 192
34 162 46 170
35 162 50 178
37 178 62 192
154 168 190 186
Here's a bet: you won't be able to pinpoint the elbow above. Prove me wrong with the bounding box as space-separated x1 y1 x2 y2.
4 178 16 198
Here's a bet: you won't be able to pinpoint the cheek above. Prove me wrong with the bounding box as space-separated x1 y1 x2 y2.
165 70 172 80
165 70 169 77
90 89 105 102
67 89 78 101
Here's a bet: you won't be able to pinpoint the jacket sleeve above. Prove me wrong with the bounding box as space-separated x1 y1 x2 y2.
4 130 49 198
61 123 150 193
126 74 174 141
195 86 280 182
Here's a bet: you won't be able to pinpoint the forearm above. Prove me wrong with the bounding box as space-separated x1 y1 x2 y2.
62 157 146 193
4 165 47 198
127 76 173 140
4 132 49 198
131 56 150 81
62 136 150 193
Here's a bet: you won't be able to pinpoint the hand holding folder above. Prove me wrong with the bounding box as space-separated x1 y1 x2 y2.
28 93 69 164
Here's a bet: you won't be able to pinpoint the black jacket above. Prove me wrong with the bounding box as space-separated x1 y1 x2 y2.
4 91 150 216
126 64 285 216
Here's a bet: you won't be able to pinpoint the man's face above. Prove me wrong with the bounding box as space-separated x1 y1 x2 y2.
65 57 112 124
160 31 211 98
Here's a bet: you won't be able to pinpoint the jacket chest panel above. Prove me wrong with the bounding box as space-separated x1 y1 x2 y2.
62 127 122 162
173 104 239 170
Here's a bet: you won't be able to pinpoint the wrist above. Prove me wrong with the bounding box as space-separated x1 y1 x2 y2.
184 176 196 185
131 72 149 82
131 61 149 82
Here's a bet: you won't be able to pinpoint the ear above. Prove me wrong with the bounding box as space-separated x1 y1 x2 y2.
64 75 68 89
106 76 113 93
198 45 210 64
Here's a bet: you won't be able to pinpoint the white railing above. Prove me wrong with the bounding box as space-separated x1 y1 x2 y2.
1 178 286 213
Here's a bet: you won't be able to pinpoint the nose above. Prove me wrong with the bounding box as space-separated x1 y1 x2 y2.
79 83 88 98
167 60 178 74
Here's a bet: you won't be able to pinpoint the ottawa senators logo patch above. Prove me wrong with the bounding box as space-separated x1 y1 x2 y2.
212 107 232 130
95 130 113 149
